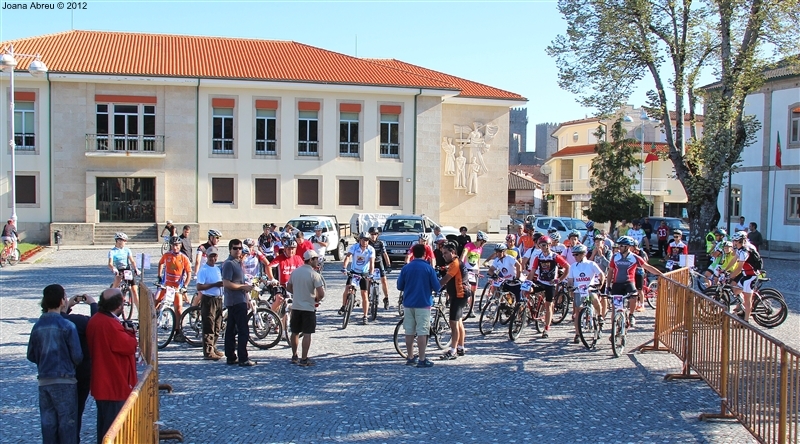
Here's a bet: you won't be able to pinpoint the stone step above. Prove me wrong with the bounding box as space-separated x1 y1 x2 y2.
95 224 159 244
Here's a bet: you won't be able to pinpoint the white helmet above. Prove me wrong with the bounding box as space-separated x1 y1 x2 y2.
476 231 488 241
418 232 428 241
208 229 222 238
114 232 128 241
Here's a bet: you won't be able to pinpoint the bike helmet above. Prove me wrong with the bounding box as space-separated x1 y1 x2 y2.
208 229 222 238
476 231 488 241
537 236 551 246
568 229 580 238
283 239 297 248
722 241 733 248
731 231 747 242
549 231 561 242
547 227 558 234
242 246 250 254
616 236 635 246
494 243 507 252
418 232 428 242
165 220 173 225
114 232 128 241
586 221 594 229
594 234 605 241
170 236 181 245
243 238 255 247
314 225 323 231
714 228 727 237
672 229 682 236
359 232 370 240
572 244 588 254
506 233 517 242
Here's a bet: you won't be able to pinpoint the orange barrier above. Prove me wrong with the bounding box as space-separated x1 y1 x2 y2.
641 268 799 443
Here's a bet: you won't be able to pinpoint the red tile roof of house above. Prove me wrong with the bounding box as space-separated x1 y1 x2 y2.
2 30 524 100
551 142 671 158
366 59 526 101
508 171 542 190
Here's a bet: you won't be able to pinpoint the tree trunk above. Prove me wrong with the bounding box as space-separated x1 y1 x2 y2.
687 193 721 255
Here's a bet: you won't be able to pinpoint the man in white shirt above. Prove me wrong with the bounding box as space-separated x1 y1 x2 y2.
734 216 748 233
196 246 224 360
627 221 648 252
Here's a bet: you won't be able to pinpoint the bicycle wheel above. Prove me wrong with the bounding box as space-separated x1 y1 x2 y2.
462 293 475 321
751 294 788 328
645 282 658 309
758 287 785 301
508 303 526 341
156 307 176 349
368 286 379 322
179 306 203 347
578 306 598 350
551 289 570 325
397 291 404 317
7 248 20 266
248 308 283 349
432 310 452 350
393 319 412 359
161 241 169 254
342 293 354 329
611 312 625 358
121 286 134 321
532 298 546 333
477 282 492 312
478 297 500 335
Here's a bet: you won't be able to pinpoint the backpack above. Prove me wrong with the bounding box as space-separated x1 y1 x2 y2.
746 246 763 271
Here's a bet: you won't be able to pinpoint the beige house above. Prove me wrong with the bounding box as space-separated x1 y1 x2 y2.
543 105 699 219
0 31 525 244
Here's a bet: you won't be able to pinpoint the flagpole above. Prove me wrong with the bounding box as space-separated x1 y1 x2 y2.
766 131 782 259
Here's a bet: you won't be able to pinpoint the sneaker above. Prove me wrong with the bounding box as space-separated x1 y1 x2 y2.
405 355 419 366
299 358 316 367
291 355 299 365
238 360 257 367
636 303 645 312
416 358 434 368
541 330 549 339
337 306 346 316
361 316 368 325
573 334 580 344
456 348 465 357
439 350 457 360
629 314 636 328
226 358 239 365
383 297 389 310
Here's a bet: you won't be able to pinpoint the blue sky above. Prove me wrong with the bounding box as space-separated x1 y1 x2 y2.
0 0 692 152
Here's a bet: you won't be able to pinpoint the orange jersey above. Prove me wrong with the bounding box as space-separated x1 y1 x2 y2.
158 251 191 284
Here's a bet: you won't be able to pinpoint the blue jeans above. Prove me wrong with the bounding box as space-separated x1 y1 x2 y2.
224 302 249 363
39 383 78 444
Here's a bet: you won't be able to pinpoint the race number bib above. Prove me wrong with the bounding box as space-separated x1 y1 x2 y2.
665 260 675 269
351 275 361 286
372 270 381 280
520 280 533 292
612 295 625 310
467 271 477 284
165 287 176 299
122 270 133 281
491 278 503 288
576 284 590 296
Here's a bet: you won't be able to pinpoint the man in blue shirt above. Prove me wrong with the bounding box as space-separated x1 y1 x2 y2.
396 244 440 368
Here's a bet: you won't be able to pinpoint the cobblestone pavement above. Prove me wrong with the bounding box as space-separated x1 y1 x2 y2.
1 247 796 443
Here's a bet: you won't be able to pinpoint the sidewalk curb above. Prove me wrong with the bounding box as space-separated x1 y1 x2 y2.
22 246 56 264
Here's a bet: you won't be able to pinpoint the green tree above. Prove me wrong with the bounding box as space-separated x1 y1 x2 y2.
547 0 799 251
585 120 649 229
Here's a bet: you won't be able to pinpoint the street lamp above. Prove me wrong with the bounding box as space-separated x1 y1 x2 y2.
1 44 47 223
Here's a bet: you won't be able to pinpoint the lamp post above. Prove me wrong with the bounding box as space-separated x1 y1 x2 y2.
1 44 48 223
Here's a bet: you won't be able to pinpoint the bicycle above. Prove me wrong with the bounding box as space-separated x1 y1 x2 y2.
117 268 136 321
575 285 601 350
368 269 382 322
703 274 788 328
600 292 639 358
550 281 571 325
508 280 539 341
478 277 517 336
160 235 170 254
341 271 368 329
0 242 20 267
643 276 658 309
392 289 452 359
154 283 187 349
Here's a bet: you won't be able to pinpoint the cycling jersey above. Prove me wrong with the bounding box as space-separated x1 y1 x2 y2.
550 243 567 256
407 242 434 264
628 228 645 246
710 251 736 275
568 259 603 295
518 235 535 255
505 247 521 260
258 232 278 257
159 251 191 285
310 234 329 258
268 254 304 285
667 240 688 261
562 242 585 266
531 252 569 286
736 245 760 276
368 238 387 268
241 250 266 278
444 258 469 299
346 244 375 274
196 242 213 267
492 255 518 280
462 242 483 270
108 246 132 270
296 239 314 261
608 252 646 284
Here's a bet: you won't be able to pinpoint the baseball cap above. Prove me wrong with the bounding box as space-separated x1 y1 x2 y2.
303 250 319 260
206 246 219 256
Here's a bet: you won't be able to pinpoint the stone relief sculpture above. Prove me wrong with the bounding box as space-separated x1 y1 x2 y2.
455 150 467 189
441 137 456 176
449 122 499 195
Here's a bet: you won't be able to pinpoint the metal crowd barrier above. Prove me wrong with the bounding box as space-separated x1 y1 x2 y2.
641 268 799 443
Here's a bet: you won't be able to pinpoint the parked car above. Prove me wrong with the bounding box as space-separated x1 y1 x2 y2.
533 217 588 240
645 217 690 248
380 214 459 262
284 215 351 260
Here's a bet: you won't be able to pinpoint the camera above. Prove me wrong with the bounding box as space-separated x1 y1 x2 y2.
122 320 137 331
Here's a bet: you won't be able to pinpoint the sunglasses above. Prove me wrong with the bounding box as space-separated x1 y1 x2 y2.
572 253 584 256
231 246 243 250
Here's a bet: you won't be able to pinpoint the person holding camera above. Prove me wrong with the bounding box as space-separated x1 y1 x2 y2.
87 288 138 443
61 291 97 442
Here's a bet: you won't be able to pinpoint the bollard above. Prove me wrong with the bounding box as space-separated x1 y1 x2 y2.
54 230 62 251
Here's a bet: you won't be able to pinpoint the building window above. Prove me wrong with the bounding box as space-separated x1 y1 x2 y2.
255 178 277 205
14 101 35 151
95 103 157 151
211 178 234 204
213 107 234 153
255 109 277 155
297 179 319 205
380 114 399 158
298 111 319 156
339 179 360 206
339 112 360 157
15 175 36 204
790 106 800 146
379 180 400 207
730 185 742 218
508 190 516 204
787 186 800 223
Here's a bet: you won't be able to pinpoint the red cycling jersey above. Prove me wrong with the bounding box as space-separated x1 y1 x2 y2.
268 254 304 285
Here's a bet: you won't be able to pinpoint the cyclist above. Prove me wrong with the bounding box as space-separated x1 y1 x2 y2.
528 236 570 338
729 231 762 322
704 241 737 286
630 239 649 312
193 229 222 306
310 225 329 269
562 230 584 266
581 221 598 245
2 218 17 250
295 231 314 261
340 232 375 325
460 231 488 313
405 232 434 267
627 220 648 252
156 236 192 321
257 223 279 263
266 239 304 327
567 244 605 343
368 227 392 309
487 243 522 302
665 230 688 271
520 232 545 273
517 224 537 255
433 234 448 271
439 241 471 360
607 236 663 328
107 232 141 310
702 229 729 285
178 225 193 264
160 220 177 240
484 234 521 264
241 238 268 279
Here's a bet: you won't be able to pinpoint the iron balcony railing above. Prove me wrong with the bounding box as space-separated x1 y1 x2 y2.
86 134 165 153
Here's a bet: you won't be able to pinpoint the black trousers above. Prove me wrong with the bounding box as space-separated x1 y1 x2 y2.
95 400 125 444
76 376 90 443
224 302 249 362
201 295 223 356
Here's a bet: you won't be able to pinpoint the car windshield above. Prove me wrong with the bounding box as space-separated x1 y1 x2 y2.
383 219 423 233
563 219 587 230
666 219 690 230
286 220 319 232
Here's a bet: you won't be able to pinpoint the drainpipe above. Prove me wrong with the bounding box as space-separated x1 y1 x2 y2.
195 78 200 224
47 72 52 226
412 89 422 214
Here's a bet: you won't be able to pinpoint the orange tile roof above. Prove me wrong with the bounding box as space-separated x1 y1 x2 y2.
551 142 670 158
1 30 523 100
365 59 526 101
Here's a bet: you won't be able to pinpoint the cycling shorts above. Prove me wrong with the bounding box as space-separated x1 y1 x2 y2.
610 282 637 296
734 274 757 293
346 274 369 291
634 273 643 290
533 283 556 302
449 295 469 321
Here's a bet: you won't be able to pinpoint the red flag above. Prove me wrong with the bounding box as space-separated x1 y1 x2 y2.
776 132 782 169
645 143 659 163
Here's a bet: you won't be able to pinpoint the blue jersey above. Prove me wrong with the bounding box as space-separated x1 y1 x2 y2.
108 247 132 269
346 244 375 274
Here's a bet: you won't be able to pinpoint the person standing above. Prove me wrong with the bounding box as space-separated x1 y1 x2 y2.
747 222 763 251
734 216 748 233
397 244 441 367
656 220 669 258
196 246 224 361
178 225 193 264
295 231 314 261
455 226 472 258
367 227 392 309
61 292 98 443
286 250 325 367
641 218 653 245
28 284 83 444
258 223 279 263
309 225 329 268
87 288 138 444
222 239 256 367
438 242 470 360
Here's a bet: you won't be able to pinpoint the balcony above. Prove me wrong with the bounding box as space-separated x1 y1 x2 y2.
85 134 166 158
544 178 671 196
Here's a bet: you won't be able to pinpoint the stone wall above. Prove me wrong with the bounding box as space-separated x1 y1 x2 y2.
49 223 94 246
414 96 443 221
